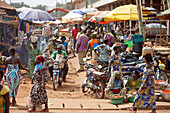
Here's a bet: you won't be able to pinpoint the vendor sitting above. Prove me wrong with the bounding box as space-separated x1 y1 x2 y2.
125 71 142 92
105 71 126 98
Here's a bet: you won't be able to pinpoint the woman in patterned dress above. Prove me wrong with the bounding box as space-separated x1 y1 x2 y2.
27 40 42 84
5 48 29 106
128 54 156 113
29 55 50 112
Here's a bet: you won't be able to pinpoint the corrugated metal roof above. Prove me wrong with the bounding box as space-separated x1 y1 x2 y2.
95 0 117 8
0 0 16 10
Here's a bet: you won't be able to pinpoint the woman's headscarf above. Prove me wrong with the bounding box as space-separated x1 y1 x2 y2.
36 55 45 63
112 71 123 82
107 71 124 89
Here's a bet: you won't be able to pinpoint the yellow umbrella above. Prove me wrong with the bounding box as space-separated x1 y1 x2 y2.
104 4 152 21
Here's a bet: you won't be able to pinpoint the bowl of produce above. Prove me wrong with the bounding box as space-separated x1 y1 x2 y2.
161 90 170 102
154 80 168 90
110 95 124 105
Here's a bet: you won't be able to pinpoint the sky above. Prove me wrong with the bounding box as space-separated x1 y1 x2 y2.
5 0 71 9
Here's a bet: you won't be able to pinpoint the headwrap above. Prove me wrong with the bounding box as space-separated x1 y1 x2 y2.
36 55 45 63
107 71 124 89
91 32 97 39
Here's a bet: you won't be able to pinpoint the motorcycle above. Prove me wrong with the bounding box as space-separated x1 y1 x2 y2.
81 58 109 99
50 54 66 90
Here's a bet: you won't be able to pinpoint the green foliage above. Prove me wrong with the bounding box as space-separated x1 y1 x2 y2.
10 2 30 8
10 2 46 11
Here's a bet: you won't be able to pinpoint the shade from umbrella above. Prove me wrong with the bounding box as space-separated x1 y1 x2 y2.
62 13 82 20
157 8 170 20
19 9 55 21
104 4 152 21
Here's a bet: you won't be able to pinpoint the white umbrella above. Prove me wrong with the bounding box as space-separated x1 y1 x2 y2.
16 6 32 13
62 13 82 20
19 9 55 21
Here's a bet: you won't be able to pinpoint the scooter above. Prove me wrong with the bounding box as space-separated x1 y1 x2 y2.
50 54 66 90
81 58 109 99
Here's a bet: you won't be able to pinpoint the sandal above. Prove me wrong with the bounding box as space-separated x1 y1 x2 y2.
40 109 49 112
149 111 157 113
127 108 137 113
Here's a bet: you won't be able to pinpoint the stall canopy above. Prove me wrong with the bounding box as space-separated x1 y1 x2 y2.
157 8 170 20
104 4 152 22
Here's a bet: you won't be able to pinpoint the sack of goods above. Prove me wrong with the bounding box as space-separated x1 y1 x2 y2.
142 47 153 57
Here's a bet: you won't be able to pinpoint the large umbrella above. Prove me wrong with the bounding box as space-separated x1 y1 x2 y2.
19 9 55 21
83 11 104 20
157 8 170 20
62 13 82 20
16 6 32 13
89 11 110 24
80 8 98 14
104 4 152 21
69 9 86 15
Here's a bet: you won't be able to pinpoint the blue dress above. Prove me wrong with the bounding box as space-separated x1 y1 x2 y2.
133 67 156 109
5 64 20 97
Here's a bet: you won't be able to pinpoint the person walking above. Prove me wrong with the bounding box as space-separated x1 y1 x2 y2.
72 24 79 51
76 30 89 72
40 36 49 53
104 30 115 47
5 48 29 106
27 38 42 84
128 54 156 113
85 32 100 64
28 55 50 112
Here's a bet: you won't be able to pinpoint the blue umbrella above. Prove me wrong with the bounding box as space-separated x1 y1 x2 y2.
19 9 55 21
69 9 86 15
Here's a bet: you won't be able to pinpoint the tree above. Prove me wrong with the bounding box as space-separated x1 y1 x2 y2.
33 5 46 11
10 2 30 8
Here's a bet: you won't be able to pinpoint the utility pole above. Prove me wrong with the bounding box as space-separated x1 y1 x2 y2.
86 0 88 8
136 0 144 35
71 0 72 9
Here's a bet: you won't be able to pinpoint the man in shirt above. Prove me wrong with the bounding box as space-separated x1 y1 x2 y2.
76 30 89 72
104 30 115 47
72 24 78 51
40 36 49 53
43 37 61 54
51 44 68 82
94 39 111 63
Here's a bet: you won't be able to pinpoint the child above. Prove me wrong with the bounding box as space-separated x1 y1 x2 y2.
28 55 50 112
61 36 68 54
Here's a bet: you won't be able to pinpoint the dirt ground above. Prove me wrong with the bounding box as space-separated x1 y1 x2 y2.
16 61 91 99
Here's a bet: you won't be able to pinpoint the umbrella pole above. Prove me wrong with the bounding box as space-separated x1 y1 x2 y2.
130 20 132 36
